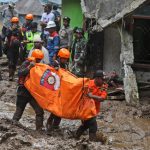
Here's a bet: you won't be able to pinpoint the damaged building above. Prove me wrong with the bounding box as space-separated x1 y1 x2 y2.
81 0 150 105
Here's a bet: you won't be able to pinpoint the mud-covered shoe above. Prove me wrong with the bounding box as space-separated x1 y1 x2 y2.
89 132 107 144
74 126 85 140
46 126 54 135
9 74 14 81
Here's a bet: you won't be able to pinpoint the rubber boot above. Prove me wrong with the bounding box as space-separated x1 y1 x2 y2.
12 107 24 122
89 132 107 144
9 68 15 81
35 116 44 131
75 125 86 140
46 114 54 131
52 116 61 129
0 71 2 80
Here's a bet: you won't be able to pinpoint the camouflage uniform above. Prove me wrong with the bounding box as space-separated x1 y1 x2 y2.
72 37 87 77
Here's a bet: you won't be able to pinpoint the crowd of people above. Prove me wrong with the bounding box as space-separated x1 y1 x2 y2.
0 2 87 81
0 2 108 143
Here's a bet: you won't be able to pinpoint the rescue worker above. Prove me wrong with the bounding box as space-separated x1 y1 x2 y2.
71 28 87 77
75 70 108 143
12 49 44 131
22 14 34 33
59 17 73 50
24 22 41 57
28 34 50 64
2 2 18 41
20 14 34 62
6 17 22 81
46 48 70 132
45 21 60 66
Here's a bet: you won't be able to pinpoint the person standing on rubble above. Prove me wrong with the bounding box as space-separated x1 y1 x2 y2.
5 17 23 81
46 48 70 132
23 22 42 58
28 34 50 65
2 2 18 41
71 28 87 77
19 14 34 62
45 21 60 66
59 17 73 50
75 70 108 143
40 3 55 45
52 4 61 32
12 49 44 131
22 14 34 34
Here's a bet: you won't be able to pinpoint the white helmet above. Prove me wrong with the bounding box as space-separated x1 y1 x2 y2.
33 34 42 42
45 21 56 29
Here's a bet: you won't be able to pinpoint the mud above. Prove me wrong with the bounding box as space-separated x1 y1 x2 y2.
0 55 150 150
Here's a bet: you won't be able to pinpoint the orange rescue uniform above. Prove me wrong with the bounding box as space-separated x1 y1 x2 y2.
88 80 108 114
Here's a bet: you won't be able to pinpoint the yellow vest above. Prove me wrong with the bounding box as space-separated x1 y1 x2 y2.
26 31 41 51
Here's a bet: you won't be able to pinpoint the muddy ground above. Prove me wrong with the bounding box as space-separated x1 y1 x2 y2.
0 55 150 150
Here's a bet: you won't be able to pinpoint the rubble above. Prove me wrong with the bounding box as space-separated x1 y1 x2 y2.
0 56 150 149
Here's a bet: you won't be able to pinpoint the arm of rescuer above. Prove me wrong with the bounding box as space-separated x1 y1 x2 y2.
87 92 107 102
87 85 108 102
18 59 35 77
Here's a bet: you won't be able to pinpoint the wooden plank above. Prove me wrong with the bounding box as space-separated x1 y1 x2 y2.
108 89 124 95
107 95 125 100
133 15 150 19
131 63 150 71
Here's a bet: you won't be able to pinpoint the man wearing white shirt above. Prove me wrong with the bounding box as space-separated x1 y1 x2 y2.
40 4 55 44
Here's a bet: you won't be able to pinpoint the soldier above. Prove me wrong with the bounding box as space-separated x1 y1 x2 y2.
71 28 87 77
59 17 73 50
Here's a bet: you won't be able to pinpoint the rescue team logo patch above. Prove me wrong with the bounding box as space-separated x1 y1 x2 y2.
40 69 60 90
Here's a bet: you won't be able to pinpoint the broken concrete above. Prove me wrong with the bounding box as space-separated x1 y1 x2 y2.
81 0 148 29
119 27 139 105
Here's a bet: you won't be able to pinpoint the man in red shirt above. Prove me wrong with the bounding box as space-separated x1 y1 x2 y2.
75 70 108 143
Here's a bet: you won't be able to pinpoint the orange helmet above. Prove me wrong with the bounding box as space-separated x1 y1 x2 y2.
31 49 44 60
58 48 70 59
11 17 19 23
27 57 36 62
25 14 33 20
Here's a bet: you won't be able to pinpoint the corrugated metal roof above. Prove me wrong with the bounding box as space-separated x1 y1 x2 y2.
16 0 43 16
